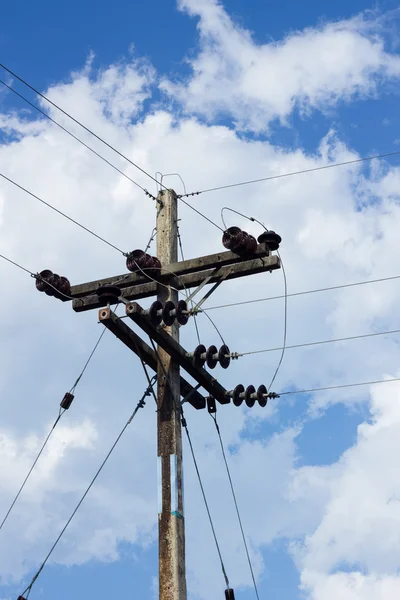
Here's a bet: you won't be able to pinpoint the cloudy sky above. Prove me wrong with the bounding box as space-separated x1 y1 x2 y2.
1 0 400 598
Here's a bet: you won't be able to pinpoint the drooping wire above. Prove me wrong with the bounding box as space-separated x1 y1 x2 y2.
19 375 155 600
204 273 400 312
0 253 34 276
0 63 164 197
176 222 201 345
209 410 260 600
180 407 231 590
144 227 157 253
0 79 150 195
180 150 400 197
0 172 125 254
0 328 107 534
278 376 400 396
180 197 224 232
234 327 400 357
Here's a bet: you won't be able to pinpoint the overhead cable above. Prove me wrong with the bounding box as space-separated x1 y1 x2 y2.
0 172 125 254
204 274 400 312
0 79 149 195
210 412 260 600
0 63 163 197
180 150 400 197
0 328 106 534
278 376 400 396
181 407 231 591
18 375 155 600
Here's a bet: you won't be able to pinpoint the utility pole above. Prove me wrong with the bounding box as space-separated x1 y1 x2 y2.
39 188 282 598
156 189 187 600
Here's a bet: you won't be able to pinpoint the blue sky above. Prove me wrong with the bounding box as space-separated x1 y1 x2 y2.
1 1 400 599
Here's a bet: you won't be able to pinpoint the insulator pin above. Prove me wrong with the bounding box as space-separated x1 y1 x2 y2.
60 392 75 410
222 226 257 255
35 269 71 300
188 345 231 370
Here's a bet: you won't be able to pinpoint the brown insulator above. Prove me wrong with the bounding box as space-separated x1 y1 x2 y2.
126 249 148 273
218 345 231 369
45 272 60 296
222 226 245 252
58 276 71 297
35 269 53 293
149 300 163 326
193 344 207 368
257 230 282 251
245 385 256 407
241 231 257 253
60 392 75 410
96 284 121 303
232 384 244 407
257 384 268 407
176 300 189 325
148 255 161 276
162 300 176 326
206 345 219 369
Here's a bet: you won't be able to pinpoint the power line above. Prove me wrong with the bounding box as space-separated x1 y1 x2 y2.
210 412 260 600
180 150 400 197
180 196 224 232
0 253 34 276
205 274 400 312
0 79 148 195
0 328 106 534
278 376 400 396
236 327 400 358
0 172 125 254
0 63 162 198
19 375 155 600
180 407 231 591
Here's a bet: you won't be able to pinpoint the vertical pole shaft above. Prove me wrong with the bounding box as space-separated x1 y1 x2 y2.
157 189 187 600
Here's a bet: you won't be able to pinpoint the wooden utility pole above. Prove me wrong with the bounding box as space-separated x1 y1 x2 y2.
48 188 282 598
156 189 187 600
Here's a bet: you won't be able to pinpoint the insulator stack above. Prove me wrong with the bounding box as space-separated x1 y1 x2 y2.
225 589 235 600
60 392 75 410
146 300 189 327
35 270 71 300
188 344 231 369
126 249 161 276
257 229 282 250
96 283 122 303
228 384 275 407
222 226 257 255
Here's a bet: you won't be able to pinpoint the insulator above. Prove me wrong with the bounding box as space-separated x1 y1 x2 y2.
176 300 189 325
241 231 257 253
245 384 256 407
225 588 235 600
35 269 54 294
206 345 219 369
218 344 231 369
257 230 282 251
96 284 121 303
57 276 71 297
149 300 163 326
232 384 244 406
17 596 28 600
257 384 268 407
193 344 207 368
162 300 176 326
126 249 148 272
60 392 74 410
149 255 161 275
207 397 217 413
222 226 245 252
48 273 61 297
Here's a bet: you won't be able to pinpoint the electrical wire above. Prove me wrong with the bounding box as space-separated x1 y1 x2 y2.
180 150 400 197
0 79 148 195
235 327 400 357
180 197 224 232
0 63 163 197
0 172 125 254
0 253 34 276
177 223 202 345
209 411 260 600
204 274 400 312
0 328 107 534
278 376 400 396
180 407 231 590
19 375 155 599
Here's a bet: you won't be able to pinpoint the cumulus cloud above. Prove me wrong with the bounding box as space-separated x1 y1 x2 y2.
161 0 400 131
1 3 400 598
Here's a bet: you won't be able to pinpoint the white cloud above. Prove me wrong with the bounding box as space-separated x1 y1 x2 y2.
161 0 400 131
